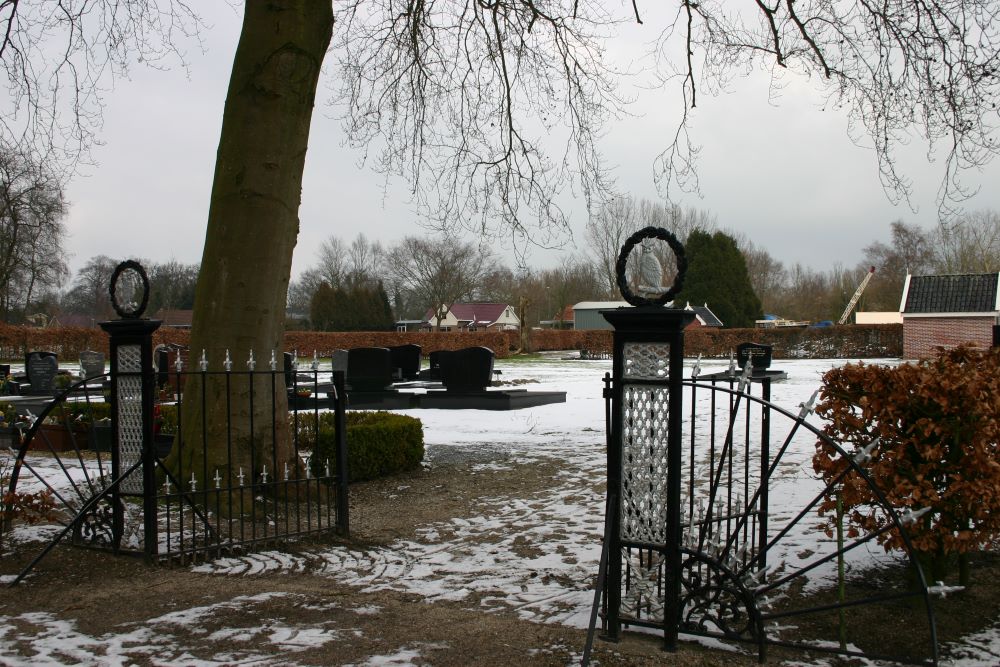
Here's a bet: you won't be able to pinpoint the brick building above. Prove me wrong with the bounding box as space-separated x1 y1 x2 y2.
900 273 1000 359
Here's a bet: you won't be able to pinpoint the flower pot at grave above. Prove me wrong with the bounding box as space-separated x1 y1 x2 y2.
31 423 86 453
0 426 20 449
90 424 113 452
154 433 175 459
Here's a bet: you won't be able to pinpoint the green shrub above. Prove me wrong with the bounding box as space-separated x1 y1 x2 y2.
305 411 424 482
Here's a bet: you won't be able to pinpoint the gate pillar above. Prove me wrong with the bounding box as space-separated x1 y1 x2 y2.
600 228 692 651
98 261 160 557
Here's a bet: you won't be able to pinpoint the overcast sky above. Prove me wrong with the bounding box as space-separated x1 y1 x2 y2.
61 3 1000 282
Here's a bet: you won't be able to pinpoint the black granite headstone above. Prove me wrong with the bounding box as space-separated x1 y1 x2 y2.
389 344 421 381
347 347 393 391
25 351 58 394
736 342 773 370
439 347 495 392
283 352 296 389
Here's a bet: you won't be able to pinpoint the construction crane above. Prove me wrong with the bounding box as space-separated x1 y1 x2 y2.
838 266 876 325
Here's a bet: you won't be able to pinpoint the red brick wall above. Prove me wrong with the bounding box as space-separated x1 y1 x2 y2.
903 316 996 359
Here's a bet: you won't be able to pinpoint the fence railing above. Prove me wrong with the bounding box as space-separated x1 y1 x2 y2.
3 362 349 579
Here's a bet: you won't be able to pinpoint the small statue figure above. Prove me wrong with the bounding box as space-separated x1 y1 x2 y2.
637 238 669 298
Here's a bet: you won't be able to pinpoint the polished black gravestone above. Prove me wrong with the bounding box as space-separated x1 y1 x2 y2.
345 347 416 409
389 344 421 381
421 347 565 410
24 351 59 394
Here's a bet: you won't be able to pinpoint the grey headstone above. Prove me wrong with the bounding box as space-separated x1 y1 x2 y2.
79 350 106 380
331 349 349 373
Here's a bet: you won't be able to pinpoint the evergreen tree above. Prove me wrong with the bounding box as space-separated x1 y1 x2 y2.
675 230 762 328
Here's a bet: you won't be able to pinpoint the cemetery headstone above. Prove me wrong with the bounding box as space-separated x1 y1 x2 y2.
440 346 494 392
25 351 59 394
331 349 349 374
347 347 393 391
736 342 773 371
79 350 106 380
283 351 296 389
389 344 421 381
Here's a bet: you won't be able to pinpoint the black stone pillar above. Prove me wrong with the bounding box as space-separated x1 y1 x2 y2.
99 317 161 557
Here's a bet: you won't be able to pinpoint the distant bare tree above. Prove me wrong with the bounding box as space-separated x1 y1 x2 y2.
0 144 68 321
387 235 498 329
863 221 936 310
585 196 714 296
654 1 1000 218
60 255 118 321
737 238 786 316
936 210 1000 273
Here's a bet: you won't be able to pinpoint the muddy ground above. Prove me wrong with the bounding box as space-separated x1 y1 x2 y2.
1 446 995 665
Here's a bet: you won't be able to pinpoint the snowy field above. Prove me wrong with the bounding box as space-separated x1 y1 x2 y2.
2 354 1000 665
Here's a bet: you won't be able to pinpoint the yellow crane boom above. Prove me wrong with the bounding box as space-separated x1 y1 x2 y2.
838 266 876 325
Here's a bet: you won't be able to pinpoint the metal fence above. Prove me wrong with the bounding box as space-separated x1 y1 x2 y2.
4 357 349 581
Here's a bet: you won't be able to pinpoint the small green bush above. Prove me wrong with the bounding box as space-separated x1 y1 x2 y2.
305 411 424 482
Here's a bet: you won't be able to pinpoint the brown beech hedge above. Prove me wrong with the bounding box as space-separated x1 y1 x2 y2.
814 345 1000 582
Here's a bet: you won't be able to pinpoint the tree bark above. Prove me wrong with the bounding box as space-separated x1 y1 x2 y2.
173 1 333 494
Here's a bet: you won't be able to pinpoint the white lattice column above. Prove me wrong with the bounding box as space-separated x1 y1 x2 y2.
601 306 695 651
99 316 162 557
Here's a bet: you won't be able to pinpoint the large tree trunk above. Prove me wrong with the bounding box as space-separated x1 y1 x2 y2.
172 1 333 495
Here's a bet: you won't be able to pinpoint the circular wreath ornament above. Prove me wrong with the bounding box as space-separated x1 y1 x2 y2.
615 226 687 306
109 260 150 319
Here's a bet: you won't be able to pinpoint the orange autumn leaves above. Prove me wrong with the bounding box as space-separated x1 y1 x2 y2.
814 346 1000 558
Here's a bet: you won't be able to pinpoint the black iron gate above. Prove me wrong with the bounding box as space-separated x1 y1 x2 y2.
3 262 349 583
584 227 939 666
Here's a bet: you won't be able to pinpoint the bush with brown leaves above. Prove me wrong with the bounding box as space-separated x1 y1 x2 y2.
814 345 1000 580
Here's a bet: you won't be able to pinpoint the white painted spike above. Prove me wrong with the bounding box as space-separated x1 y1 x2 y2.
270 350 278 371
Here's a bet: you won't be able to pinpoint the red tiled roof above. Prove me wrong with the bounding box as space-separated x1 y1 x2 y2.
424 303 513 325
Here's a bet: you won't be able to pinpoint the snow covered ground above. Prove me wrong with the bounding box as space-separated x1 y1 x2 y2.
3 354 1000 665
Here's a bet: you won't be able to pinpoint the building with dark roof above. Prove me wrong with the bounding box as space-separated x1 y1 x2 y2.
900 273 1000 358
684 302 724 328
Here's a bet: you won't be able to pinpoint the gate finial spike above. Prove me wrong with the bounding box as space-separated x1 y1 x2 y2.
798 389 820 418
853 437 880 465
900 506 932 525
247 349 256 371
199 349 208 372
311 350 319 371
737 361 752 393
223 349 233 372
270 350 278 371
174 352 183 372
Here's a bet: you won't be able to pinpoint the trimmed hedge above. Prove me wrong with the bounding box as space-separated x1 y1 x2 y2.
304 411 424 483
